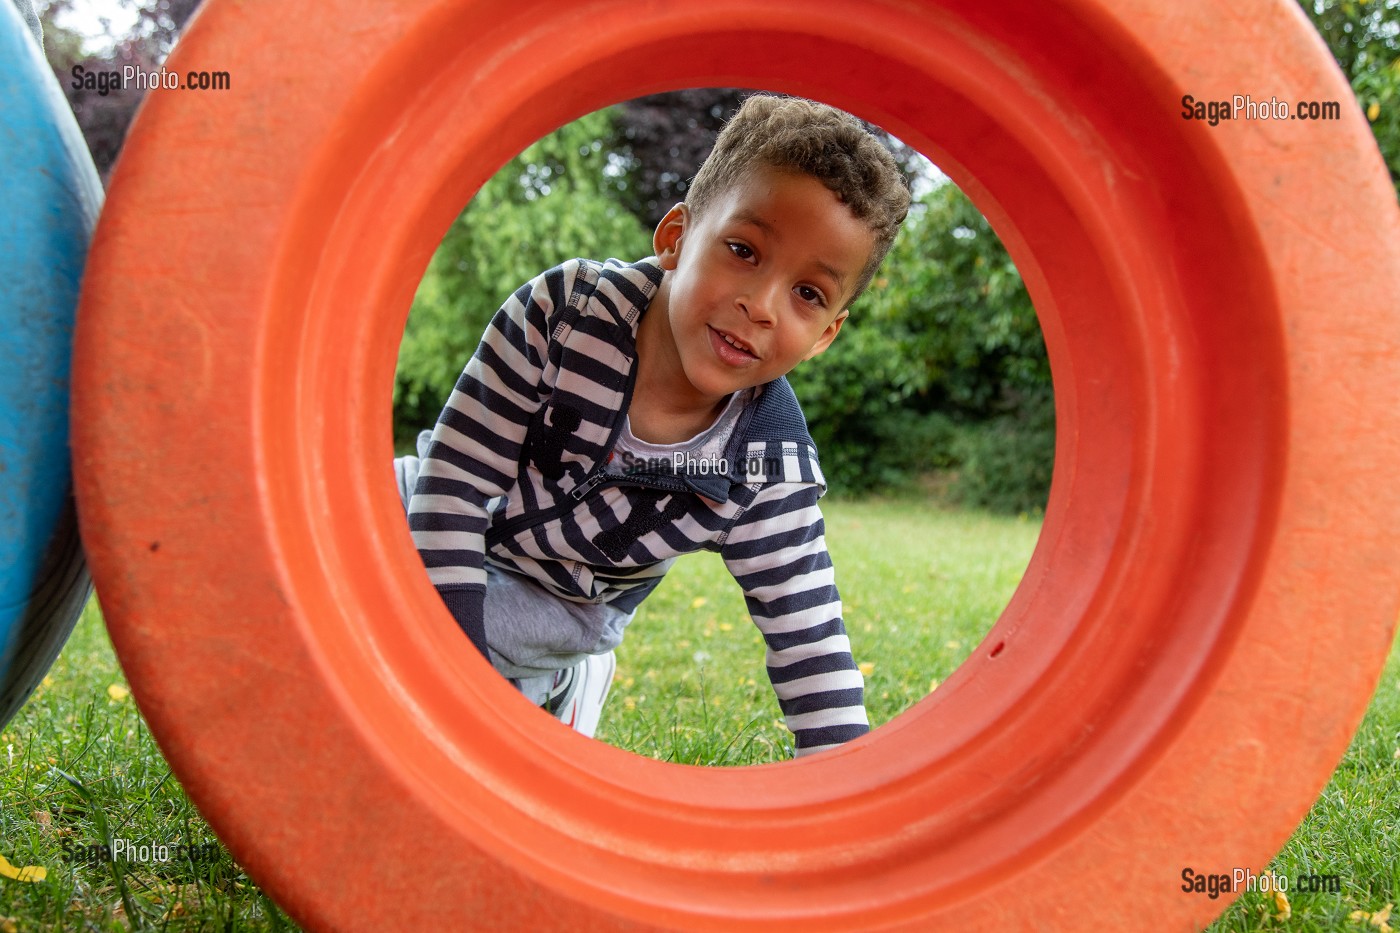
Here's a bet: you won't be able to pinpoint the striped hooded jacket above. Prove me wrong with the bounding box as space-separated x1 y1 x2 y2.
408 257 869 755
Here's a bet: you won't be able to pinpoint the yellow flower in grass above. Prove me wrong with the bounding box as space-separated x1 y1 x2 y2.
690 597 707 609
0 854 45 883
1350 903 1395 933
107 684 130 702
1272 889 1291 921
857 662 875 677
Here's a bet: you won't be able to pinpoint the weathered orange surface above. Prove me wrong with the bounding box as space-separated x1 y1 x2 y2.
72 0 1400 929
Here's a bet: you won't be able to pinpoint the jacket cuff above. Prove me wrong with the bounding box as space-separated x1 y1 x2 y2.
435 584 489 660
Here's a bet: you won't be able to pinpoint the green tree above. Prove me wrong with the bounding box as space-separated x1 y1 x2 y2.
867 183 1050 420
1301 0 1398 78
394 108 651 441
1299 0 1400 192
875 183 1054 513
788 181 1055 507
784 317 956 493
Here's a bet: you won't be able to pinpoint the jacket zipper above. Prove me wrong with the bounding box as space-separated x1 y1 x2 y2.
486 346 644 548
486 467 691 546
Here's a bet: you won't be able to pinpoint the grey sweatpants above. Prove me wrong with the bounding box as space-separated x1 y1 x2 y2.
396 432 634 706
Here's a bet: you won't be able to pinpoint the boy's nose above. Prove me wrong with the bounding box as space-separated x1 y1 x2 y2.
737 279 781 325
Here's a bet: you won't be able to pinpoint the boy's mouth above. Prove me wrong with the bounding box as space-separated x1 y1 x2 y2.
708 325 760 363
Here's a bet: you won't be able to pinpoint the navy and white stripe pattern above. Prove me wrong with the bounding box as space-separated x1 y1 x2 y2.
409 258 868 756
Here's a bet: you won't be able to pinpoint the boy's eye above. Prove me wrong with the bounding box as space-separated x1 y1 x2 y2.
796 285 826 306
727 242 755 261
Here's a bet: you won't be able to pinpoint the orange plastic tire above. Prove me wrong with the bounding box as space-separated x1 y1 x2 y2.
72 0 1400 929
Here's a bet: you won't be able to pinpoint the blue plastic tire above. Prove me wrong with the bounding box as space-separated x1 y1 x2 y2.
0 0 100 728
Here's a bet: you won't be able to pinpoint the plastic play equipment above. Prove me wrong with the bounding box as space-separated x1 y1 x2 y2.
0 1 97 729
71 0 1400 929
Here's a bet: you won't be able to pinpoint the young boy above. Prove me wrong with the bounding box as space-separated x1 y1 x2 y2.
403 95 910 757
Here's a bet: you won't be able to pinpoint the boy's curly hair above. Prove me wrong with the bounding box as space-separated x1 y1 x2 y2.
686 95 912 304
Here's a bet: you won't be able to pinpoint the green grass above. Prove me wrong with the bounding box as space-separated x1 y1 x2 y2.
1 497 1396 930
1207 647 1400 932
0 597 294 931
597 498 1044 762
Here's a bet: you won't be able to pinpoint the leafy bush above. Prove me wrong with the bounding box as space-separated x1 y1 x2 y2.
793 181 1055 503
949 392 1056 515
865 182 1050 419
786 319 953 493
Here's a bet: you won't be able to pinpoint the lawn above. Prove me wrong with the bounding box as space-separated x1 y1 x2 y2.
598 498 1044 763
0 496 1395 930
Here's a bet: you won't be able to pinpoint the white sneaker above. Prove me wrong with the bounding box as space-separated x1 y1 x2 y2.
543 651 616 738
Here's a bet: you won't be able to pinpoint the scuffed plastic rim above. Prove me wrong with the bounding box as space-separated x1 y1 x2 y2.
72 0 1400 929
0 0 97 729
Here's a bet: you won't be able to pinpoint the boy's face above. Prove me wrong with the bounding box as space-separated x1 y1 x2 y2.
651 165 874 403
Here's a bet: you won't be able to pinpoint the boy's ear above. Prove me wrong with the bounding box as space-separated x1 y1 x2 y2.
653 203 689 270
802 309 849 361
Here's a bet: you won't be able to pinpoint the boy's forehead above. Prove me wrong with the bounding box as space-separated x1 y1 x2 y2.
729 207 776 234
703 169 874 284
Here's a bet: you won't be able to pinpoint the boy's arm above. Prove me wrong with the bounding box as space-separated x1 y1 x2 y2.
408 266 566 650
721 483 870 757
